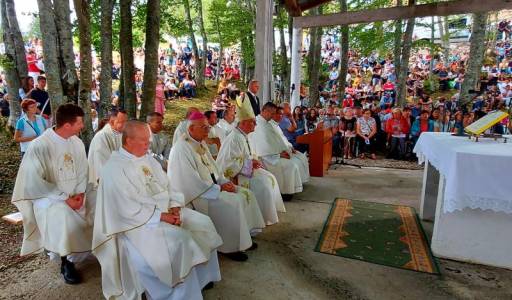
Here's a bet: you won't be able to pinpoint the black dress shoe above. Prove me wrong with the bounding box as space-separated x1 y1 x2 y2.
247 242 258 251
282 194 293 201
222 251 248 262
61 258 82 284
202 282 214 291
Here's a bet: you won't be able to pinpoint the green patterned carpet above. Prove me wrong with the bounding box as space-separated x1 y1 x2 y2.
316 199 439 274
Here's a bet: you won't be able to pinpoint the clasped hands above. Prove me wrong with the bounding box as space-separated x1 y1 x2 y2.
65 193 85 210
221 182 236 193
161 207 182 226
280 151 290 159
252 159 263 169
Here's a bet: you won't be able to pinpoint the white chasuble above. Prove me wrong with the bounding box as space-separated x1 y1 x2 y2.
11 129 92 257
217 118 236 139
270 120 310 184
167 134 265 253
216 128 285 225
172 120 188 146
88 123 122 188
93 149 222 299
249 116 303 194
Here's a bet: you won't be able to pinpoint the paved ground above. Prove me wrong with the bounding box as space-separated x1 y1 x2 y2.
1 166 512 300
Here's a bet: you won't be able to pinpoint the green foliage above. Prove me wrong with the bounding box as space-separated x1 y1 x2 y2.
0 54 15 70
423 75 440 94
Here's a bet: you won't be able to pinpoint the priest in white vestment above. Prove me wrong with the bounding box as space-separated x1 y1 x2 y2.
248 102 303 199
147 112 172 171
87 108 128 188
93 121 223 300
216 97 285 225
271 104 310 184
172 107 199 146
204 110 224 157
11 104 92 284
217 106 236 137
167 112 265 262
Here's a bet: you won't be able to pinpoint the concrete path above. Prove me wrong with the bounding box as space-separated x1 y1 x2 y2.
1 166 511 300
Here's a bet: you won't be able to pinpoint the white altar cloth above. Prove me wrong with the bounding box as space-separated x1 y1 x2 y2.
413 132 512 214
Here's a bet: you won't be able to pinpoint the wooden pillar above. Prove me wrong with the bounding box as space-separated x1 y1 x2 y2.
290 25 302 109
255 0 274 105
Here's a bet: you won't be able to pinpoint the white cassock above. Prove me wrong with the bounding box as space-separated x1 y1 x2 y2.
249 115 303 195
93 148 223 300
88 123 122 188
217 118 236 138
150 131 172 170
216 128 285 225
172 120 188 146
11 129 92 258
167 133 265 253
270 120 310 184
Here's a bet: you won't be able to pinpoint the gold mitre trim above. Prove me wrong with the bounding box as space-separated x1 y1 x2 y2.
236 93 255 121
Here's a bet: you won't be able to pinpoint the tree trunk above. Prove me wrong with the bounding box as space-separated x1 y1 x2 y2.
396 0 415 107
54 0 79 103
441 16 451 67
214 15 222 82
308 6 323 107
73 0 94 147
1 0 22 127
393 0 402 81
99 0 114 119
5 0 27 78
336 0 348 105
140 0 161 121
429 16 435 74
278 6 290 101
183 0 203 89
459 12 488 108
37 0 65 112
119 0 137 118
196 0 208 89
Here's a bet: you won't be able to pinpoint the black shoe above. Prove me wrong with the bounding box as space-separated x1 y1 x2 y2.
61 258 81 284
222 251 248 262
282 194 293 201
248 242 258 251
202 282 214 291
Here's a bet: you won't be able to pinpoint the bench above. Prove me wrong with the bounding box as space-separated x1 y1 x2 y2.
2 212 23 225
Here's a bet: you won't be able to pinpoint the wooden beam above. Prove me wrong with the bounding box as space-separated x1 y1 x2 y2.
293 0 512 28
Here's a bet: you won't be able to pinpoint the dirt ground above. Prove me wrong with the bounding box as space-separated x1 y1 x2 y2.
1 166 511 300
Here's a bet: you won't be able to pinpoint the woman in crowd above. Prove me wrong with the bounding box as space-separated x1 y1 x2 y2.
13 99 48 157
430 108 442 132
339 107 357 159
154 77 166 114
19 77 34 100
306 108 319 133
181 74 197 99
439 110 454 132
410 110 434 144
293 106 306 136
356 108 377 159
385 108 410 159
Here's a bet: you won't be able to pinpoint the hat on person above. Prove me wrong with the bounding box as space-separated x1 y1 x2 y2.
236 93 255 121
21 98 37 111
188 111 206 121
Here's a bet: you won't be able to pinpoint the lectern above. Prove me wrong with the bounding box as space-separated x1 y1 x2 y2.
296 128 333 177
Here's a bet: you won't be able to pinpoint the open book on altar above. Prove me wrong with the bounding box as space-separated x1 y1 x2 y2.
465 110 509 135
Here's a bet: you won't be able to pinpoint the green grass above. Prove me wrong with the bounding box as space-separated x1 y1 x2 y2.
163 80 219 137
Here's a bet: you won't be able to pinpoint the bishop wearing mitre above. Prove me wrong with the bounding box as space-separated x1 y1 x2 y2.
172 106 199 146
216 96 285 225
93 121 223 300
87 108 128 187
249 102 303 200
11 104 92 284
167 111 265 262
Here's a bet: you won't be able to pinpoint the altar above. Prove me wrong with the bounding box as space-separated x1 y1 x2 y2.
413 132 512 269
